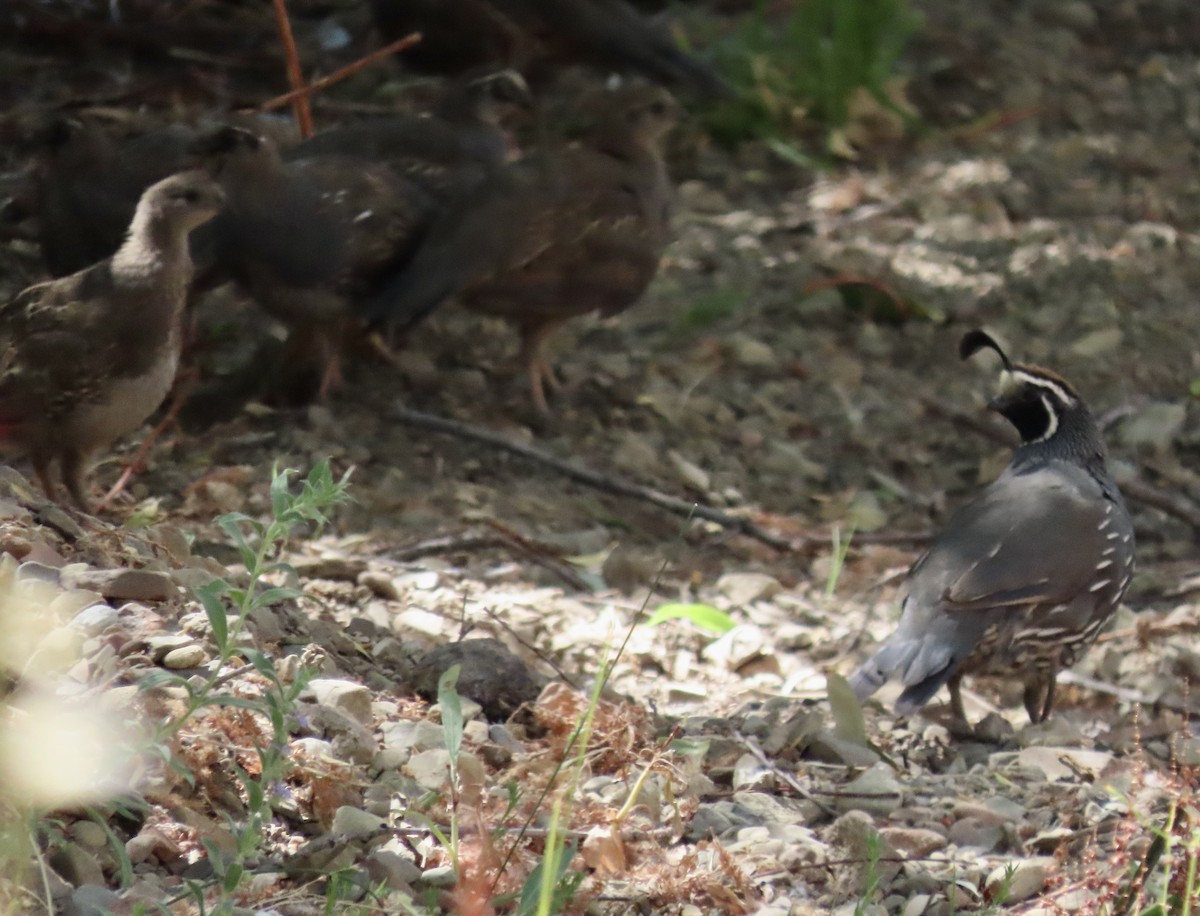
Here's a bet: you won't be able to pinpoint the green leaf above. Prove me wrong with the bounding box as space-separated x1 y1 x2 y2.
438 665 464 762
826 671 870 748
669 737 711 759
270 466 298 520
644 603 736 633
195 580 230 650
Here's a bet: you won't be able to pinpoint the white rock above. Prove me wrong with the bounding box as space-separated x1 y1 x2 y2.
832 764 904 816
330 806 386 836
986 857 1052 903
162 645 207 670
406 749 451 790
716 572 783 606
307 679 374 725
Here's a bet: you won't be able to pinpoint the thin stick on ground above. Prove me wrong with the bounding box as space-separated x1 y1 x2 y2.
269 0 313 138
391 405 928 552
257 32 423 114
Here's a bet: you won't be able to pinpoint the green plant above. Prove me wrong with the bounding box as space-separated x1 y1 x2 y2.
438 664 465 872
824 523 856 597
141 460 351 913
854 830 884 915
704 0 922 153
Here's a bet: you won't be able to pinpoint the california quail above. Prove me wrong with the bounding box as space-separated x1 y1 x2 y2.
370 0 732 98
194 126 435 400
362 83 680 414
25 117 198 276
0 171 223 510
848 330 1135 729
369 0 528 78
287 69 533 202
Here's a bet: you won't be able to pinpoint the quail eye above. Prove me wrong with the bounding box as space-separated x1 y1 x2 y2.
649 101 667 116
177 189 200 203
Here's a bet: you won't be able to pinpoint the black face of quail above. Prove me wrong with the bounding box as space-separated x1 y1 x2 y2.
847 329 1134 729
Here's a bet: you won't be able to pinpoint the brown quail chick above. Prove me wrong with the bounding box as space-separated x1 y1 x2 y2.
194 127 435 401
287 69 533 202
362 84 680 414
26 117 198 276
370 0 732 98
0 171 223 510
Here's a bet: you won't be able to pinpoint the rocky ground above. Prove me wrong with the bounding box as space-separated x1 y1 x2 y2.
1 0 1200 913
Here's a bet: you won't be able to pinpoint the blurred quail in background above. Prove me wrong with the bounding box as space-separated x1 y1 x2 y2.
25 117 198 276
848 330 1135 730
362 83 680 414
195 126 434 401
288 68 533 202
0 171 223 509
370 0 732 98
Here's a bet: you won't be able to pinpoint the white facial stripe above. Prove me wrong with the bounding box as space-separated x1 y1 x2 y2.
1009 369 1076 406
1032 394 1058 442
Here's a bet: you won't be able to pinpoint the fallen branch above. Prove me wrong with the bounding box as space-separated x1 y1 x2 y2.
390 406 926 554
257 32 423 114
393 405 797 548
1057 670 1200 717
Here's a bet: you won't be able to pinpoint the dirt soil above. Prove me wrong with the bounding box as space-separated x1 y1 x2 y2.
1 0 1199 913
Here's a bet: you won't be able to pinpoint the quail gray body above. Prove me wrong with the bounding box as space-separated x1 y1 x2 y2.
848 330 1135 727
0 171 224 509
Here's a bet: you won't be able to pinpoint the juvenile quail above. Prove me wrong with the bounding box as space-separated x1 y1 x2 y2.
363 83 680 414
25 117 198 276
848 330 1135 729
287 69 533 201
195 126 434 400
0 171 223 510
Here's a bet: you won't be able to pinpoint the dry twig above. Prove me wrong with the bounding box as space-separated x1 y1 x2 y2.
257 32 423 114
269 0 312 138
392 406 927 552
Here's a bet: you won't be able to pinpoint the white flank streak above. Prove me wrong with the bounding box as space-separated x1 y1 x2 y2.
1089 579 1112 592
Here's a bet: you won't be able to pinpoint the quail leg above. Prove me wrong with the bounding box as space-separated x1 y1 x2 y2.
1023 667 1058 724
517 321 563 415
946 672 973 736
31 453 59 504
60 448 91 512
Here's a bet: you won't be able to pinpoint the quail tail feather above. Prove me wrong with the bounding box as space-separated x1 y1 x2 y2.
849 621 981 717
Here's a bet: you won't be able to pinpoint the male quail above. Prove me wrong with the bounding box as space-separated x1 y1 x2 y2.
362 83 680 414
25 117 198 276
287 69 533 202
194 126 434 400
0 171 224 510
848 330 1135 729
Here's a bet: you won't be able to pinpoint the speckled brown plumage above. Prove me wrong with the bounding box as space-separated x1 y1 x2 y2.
195 127 435 400
363 84 680 413
0 171 223 509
